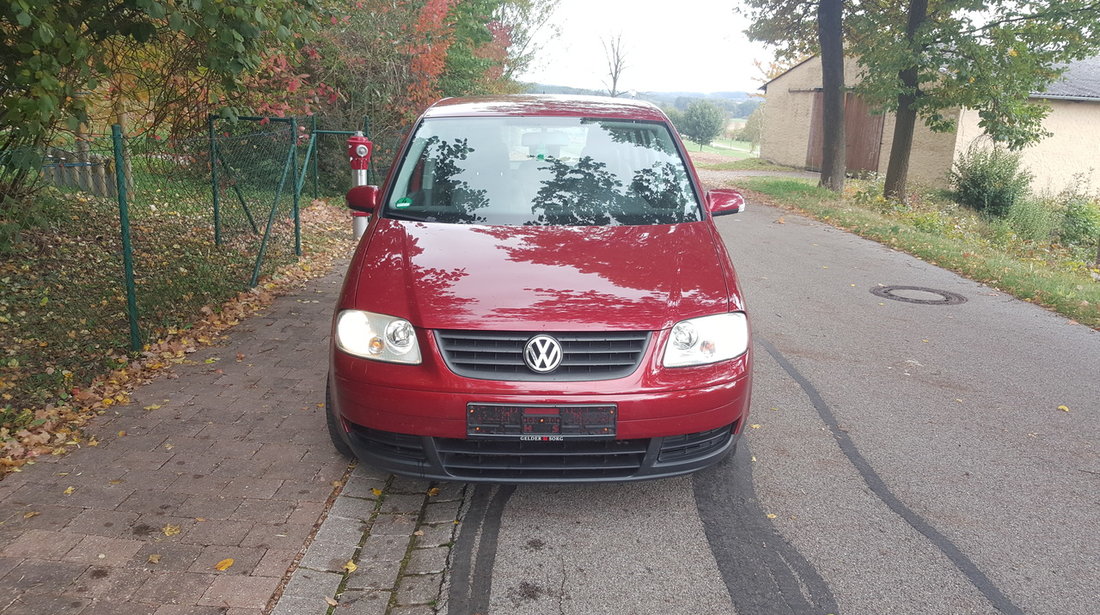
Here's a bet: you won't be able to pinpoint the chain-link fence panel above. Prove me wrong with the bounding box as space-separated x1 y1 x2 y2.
0 121 303 415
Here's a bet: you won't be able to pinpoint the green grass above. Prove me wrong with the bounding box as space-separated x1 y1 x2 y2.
734 177 1100 329
693 157 795 172
681 139 756 159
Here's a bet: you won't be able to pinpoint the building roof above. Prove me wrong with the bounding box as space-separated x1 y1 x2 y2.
1035 55 1100 100
760 54 1100 102
423 95 667 121
759 56 818 92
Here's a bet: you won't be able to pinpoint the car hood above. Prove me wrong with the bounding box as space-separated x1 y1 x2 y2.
347 219 734 331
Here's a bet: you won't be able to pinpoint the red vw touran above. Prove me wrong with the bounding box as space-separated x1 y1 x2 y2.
327 95 752 482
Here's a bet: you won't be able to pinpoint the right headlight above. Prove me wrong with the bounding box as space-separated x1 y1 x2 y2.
335 310 422 364
662 312 748 367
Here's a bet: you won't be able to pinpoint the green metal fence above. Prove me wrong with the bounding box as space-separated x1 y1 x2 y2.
0 116 377 413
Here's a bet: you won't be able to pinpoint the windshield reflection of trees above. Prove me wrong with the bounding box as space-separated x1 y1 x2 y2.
394 124 698 226
530 157 697 226
398 136 489 224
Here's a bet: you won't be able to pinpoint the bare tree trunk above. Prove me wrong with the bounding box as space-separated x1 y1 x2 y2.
883 0 929 202
603 34 627 97
817 0 846 192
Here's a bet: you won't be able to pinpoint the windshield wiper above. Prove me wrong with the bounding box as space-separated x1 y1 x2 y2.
384 211 430 222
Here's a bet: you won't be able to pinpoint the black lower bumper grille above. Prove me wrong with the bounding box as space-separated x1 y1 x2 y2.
349 425 429 463
435 437 648 480
344 423 736 483
658 422 737 463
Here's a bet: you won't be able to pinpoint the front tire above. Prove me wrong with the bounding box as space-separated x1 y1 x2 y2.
325 379 354 459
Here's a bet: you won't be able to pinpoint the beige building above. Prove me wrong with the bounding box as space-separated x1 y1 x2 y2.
760 55 1100 193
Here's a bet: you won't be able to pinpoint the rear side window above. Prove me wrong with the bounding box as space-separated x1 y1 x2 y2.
386 116 702 226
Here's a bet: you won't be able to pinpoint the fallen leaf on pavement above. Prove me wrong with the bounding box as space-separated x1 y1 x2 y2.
324 596 338 606
63 486 74 495
214 558 234 571
766 513 778 519
370 488 382 496
750 424 761 429
426 487 440 497
162 524 181 537
343 561 357 573
413 530 424 536
23 511 39 519
1058 405 1070 412
147 554 161 564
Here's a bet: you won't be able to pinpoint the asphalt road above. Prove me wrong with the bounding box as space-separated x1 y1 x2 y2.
443 197 1099 615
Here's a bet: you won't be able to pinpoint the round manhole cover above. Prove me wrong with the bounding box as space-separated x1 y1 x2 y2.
871 285 967 305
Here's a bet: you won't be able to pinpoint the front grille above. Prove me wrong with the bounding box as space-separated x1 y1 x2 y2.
658 423 735 463
435 330 650 381
435 437 648 480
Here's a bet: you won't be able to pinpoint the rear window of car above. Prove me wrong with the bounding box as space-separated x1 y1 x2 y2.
384 116 702 226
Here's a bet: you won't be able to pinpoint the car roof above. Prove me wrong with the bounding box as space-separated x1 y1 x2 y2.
422 95 669 122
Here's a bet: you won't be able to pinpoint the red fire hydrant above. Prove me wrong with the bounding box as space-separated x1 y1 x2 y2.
347 132 373 238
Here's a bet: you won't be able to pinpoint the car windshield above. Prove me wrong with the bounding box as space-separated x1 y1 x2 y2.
384 116 702 226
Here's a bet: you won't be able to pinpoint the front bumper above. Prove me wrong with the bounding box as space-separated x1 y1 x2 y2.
344 421 741 483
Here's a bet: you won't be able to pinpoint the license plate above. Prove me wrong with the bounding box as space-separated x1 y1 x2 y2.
467 404 617 439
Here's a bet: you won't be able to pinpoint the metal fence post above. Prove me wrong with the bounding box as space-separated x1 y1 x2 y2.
111 124 142 351
310 114 319 198
363 116 381 185
208 115 222 245
290 117 302 257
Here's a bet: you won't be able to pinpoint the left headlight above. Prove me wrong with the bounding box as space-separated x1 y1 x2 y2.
662 312 749 368
335 310 422 364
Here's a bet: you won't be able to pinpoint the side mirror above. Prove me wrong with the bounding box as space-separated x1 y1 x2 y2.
347 185 380 213
706 189 746 216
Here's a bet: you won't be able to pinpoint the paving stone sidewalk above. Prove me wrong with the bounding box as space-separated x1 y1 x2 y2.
272 472 466 615
0 265 458 615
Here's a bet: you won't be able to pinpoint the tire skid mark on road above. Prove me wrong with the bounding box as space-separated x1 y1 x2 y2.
694 444 839 615
756 337 1025 615
448 484 516 615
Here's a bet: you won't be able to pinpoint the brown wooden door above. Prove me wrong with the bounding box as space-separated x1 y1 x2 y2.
805 92 884 174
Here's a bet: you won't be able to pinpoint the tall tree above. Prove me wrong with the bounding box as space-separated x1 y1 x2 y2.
817 0 846 191
602 33 627 97
493 0 560 81
851 0 1100 200
877 0 927 200
0 0 317 198
739 0 848 192
681 100 726 147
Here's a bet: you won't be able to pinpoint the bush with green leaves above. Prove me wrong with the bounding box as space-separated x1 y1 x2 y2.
1007 197 1057 243
1058 194 1100 249
948 144 1032 218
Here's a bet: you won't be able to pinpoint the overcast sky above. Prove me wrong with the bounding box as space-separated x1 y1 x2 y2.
518 0 773 94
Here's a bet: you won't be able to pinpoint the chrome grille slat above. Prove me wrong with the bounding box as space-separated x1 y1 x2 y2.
435 330 650 381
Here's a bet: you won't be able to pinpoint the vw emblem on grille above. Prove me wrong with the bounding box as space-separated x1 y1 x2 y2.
523 335 563 373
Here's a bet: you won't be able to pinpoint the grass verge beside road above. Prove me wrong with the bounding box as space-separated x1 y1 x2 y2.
681 139 756 159
732 177 1100 329
695 158 792 172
